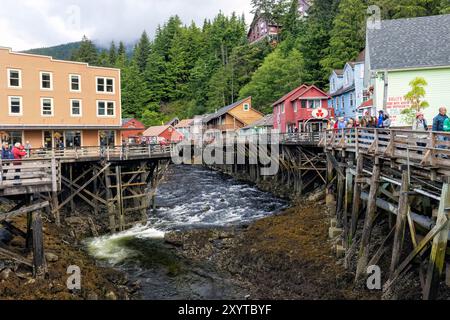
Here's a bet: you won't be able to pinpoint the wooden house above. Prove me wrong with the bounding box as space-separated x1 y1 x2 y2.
121 118 145 144
142 125 183 144
272 84 332 134
204 97 265 132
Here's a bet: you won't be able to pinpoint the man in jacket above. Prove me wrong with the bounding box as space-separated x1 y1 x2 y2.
432 107 448 132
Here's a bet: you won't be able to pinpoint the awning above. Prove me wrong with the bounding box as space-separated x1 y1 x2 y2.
358 99 373 109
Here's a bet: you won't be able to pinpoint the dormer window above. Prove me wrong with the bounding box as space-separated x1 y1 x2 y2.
243 103 250 111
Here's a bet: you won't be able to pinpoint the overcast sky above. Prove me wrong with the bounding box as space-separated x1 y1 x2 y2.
0 0 253 51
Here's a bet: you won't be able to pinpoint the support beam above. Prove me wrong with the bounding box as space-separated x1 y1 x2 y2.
32 211 47 279
390 167 410 275
356 157 381 282
344 162 354 246
350 155 364 240
423 177 450 300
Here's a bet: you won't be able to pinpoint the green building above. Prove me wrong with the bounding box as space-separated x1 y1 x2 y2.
365 14 450 127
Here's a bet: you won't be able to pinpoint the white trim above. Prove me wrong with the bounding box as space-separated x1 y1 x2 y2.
96 76 115 94
40 71 53 91
40 97 54 117
96 100 116 117
69 74 81 93
0 47 121 72
70 99 83 117
8 96 23 116
7 68 22 89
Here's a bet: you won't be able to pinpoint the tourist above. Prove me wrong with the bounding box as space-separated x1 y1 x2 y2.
337 117 347 130
432 107 448 132
377 111 385 128
12 142 27 182
346 118 355 128
328 118 336 130
1 142 13 160
383 114 392 128
24 141 32 157
413 112 429 154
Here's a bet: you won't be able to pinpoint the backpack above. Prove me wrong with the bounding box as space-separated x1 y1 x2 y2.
444 118 450 132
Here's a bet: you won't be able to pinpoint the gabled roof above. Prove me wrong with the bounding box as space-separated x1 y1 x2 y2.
290 85 330 102
330 84 356 97
175 119 194 128
122 118 145 127
367 14 450 71
272 84 308 106
143 125 172 137
241 114 274 130
165 117 179 126
204 97 253 123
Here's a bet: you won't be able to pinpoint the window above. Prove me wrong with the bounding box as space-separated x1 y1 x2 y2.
309 100 321 109
70 74 81 92
301 100 308 109
1 131 22 145
70 99 82 117
350 93 354 107
41 98 54 116
40 72 53 90
293 101 298 113
243 103 250 111
96 77 114 93
65 131 82 148
8 69 21 88
97 101 115 117
99 130 115 147
278 105 281 115
281 103 285 114
8 96 22 116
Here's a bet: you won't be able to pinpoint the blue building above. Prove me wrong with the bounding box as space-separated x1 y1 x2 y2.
329 50 365 120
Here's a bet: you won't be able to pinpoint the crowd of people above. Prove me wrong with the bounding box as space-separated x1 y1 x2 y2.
328 110 392 130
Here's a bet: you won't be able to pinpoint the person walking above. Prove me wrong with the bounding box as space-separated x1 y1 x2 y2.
24 141 32 158
383 114 392 128
413 112 429 154
377 111 385 128
12 142 26 183
1 142 14 179
432 107 448 132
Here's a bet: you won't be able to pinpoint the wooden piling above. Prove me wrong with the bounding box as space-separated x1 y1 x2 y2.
423 177 450 300
350 155 363 240
32 211 47 279
390 167 410 275
356 157 381 282
105 166 116 233
344 162 354 247
115 165 125 231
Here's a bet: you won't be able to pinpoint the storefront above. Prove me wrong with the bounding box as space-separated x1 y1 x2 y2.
0 131 23 145
43 130 82 149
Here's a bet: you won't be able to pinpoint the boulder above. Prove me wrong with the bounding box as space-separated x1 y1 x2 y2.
105 291 117 300
0 268 12 281
45 252 59 263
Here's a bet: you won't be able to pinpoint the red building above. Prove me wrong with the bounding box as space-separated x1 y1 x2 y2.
272 84 333 134
142 125 184 144
121 118 146 144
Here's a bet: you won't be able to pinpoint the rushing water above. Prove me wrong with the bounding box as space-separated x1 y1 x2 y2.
87 165 288 299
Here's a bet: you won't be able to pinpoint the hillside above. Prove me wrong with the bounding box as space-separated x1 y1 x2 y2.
23 42 82 61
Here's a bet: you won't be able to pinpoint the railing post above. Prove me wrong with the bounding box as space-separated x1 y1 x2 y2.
430 132 436 166
107 146 110 161
355 128 359 155
148 144 151 158
0 156 3 185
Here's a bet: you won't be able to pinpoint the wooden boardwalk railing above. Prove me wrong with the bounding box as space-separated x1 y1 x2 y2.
320 128 450 170
28 144 173 162
0 158 59 196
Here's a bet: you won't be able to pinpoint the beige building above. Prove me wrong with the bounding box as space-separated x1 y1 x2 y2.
0 47 122 149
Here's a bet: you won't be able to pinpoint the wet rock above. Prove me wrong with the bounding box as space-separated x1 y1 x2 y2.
87 292 99 300
105 291 117 300
45 252 59 263
0 268 12 281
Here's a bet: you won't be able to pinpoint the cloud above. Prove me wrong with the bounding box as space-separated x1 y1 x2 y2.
0 0 253 51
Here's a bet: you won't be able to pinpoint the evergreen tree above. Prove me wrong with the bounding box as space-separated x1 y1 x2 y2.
120 61 151 119
299 0 340 88
320 0 366 73
71 35 98 65
440 0 450 13
108 41 117 66
133 31 152 73
239 42 305 113
98 50 110 67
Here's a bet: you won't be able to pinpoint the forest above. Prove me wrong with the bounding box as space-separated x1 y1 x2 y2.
65 0 450 125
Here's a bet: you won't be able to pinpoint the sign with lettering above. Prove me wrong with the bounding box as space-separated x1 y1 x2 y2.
386 96 411 126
